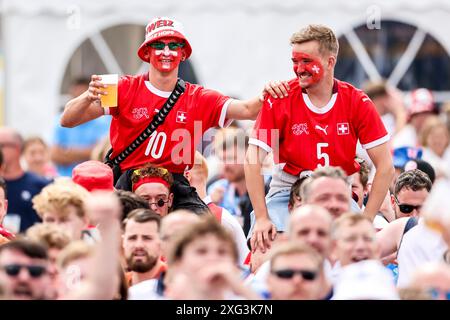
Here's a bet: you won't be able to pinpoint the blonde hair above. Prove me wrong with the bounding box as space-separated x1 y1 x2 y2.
57 241 94 269
26 223 71 250
32 180 90 219
331 212 373 240
290 24 339 56
419 115 449 147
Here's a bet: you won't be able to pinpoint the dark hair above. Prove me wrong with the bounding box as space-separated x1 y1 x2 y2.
115 190 150 221
123 208 161 230
23 136 47 153
363 81 388 100
394 169 432 196
356 157 370 188
0 239 48 260
72 77 90 86
288 177 308 208
0 176 6 198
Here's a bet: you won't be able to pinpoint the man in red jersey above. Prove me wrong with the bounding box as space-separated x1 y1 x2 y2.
245 24 394 254
61 17 282 214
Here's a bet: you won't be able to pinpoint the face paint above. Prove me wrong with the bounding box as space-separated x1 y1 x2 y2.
292 52 324 88
149 39 183 72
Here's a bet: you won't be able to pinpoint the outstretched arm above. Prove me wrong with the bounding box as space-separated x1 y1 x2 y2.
60 75 107 128
226 81 290 120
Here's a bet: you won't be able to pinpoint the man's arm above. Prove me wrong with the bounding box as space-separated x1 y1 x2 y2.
60 75 106 128
244 144 276 253
226 81 290 120
65 192 121 300
364 142 394 221
50 146 94 166
376 217 408 258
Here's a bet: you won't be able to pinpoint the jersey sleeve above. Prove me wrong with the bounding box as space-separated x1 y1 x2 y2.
105 76 130 118
195 87 233 129
249 97 282 153
354 92 389 149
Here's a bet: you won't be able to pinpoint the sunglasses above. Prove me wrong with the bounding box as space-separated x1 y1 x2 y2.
393 195 422 214
149 199 169 208
148 41 185 50
1 264 47 278
271 269 318 281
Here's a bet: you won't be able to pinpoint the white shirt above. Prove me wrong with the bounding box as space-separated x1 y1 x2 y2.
203 196 250 266
128 279 165 300
397 218 448 288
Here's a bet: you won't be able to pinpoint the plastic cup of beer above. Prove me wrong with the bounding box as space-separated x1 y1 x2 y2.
99 74 118 107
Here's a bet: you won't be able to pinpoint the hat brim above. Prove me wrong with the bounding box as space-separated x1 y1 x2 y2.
137 30 192 62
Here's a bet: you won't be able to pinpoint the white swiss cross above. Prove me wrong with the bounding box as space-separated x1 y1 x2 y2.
337 122 349 135
176 111 187 124
311 65 320 74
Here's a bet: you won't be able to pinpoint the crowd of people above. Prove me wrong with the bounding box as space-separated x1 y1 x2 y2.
0 16 449 300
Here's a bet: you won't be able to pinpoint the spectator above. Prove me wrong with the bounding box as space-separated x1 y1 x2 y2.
393 88 436 148
287 177 308 212
419 115 450 179
0 127 51 232
0 239 51 300
184 151 250 266
71 160 115 193
331 213 380 270
267 242 328 300
300 166 351 219
165 217 258 300
25 223 71 299
391 146 423 192
122 209 166 287
32 180 90 240
115 189 149 221
208 130 254 234
0 177 14 241
22 137 57 179
130 166 174 217
51 77 110 177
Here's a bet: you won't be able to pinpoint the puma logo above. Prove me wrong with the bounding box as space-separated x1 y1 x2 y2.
315 124 328 135
267 98 273 109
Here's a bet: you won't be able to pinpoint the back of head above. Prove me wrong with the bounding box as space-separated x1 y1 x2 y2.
0 238 48 260
115 190 149 221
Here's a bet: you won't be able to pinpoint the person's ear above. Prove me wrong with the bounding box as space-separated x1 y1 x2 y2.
328 55 336 69
180 49 187 62
143 46 151 61
168 193 174 208
184 170 191 182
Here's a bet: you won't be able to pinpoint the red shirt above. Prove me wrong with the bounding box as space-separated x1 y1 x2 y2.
251 79 388 176
106 74 231 172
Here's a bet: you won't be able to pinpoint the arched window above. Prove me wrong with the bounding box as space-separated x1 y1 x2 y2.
335 20 450 103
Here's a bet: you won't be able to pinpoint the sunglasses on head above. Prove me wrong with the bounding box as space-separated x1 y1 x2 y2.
149 199 169 208
393 195 422 214
271 269 318 281
148 41 185 50
1 264 47 278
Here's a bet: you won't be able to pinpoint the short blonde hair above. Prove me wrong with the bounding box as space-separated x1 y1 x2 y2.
57 241 94 269
419 115 449 147
26 223 71 250
290 24 339 56
331 212 373 240
32 180 90 219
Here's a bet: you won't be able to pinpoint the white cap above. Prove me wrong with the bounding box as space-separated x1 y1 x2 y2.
332 260 399 300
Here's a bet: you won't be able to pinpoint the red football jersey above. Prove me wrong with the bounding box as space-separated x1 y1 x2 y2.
250 79 389 176
106 75 231 173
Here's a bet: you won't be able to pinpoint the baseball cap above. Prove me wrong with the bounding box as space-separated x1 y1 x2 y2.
404 159 436 184
332 260 399 300
72 160 114 192
407 88 435 118
393 146 422 169
137 17 192 62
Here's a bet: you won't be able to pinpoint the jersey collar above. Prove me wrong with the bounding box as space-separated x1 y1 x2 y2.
302 79 338 114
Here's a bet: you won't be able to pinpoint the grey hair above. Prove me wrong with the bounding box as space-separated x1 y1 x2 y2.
300 166 350 203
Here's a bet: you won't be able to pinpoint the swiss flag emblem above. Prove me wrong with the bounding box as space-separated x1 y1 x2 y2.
176 111 187 124
337 122 350 135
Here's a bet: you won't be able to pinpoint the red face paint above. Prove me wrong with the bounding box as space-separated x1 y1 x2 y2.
291 52 324 87
149 38 184 72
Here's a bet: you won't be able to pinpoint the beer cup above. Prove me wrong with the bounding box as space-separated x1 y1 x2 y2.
99 74 118 107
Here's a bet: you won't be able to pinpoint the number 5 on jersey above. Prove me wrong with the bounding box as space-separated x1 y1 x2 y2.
317 142 329 167
145 131 167 159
